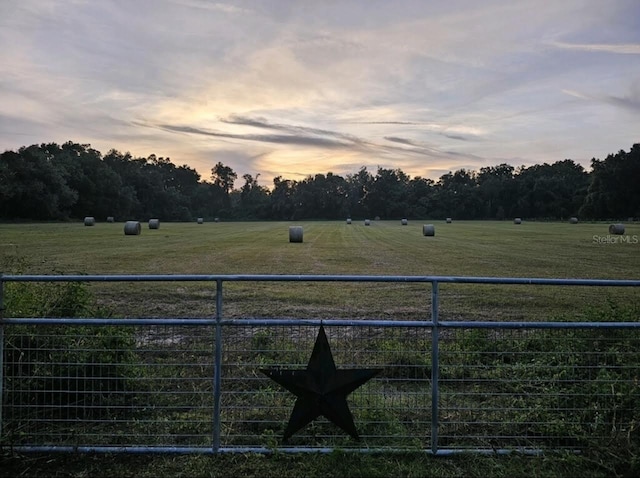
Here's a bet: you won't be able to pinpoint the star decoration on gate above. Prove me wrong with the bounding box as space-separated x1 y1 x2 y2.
260 325 382 441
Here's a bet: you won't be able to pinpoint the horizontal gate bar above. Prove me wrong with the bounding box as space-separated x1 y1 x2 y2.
2 273 640 287
3 317 640 328
3 445 551 456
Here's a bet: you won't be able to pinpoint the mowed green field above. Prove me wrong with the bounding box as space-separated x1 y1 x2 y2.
1 220 640 477
1 220 639 321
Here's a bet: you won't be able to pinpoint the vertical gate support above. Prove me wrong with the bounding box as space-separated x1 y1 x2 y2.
430 281 439 455
213 279 223 452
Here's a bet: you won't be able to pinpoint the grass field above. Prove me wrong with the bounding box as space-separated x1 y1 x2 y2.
1 219 639 477
1 219 638 320
3 219 638 278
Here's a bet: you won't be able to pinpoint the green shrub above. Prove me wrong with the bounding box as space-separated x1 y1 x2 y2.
440 301 640 449
2 260 139 426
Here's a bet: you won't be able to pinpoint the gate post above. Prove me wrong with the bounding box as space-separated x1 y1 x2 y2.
213 279 223 452
0 274 4 439
430 280 439 455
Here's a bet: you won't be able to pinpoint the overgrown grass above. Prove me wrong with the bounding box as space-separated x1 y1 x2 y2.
437 301 640 450
1 220 639 477
1 254 141 437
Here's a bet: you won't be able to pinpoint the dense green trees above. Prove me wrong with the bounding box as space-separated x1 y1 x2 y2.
1 141 638 221
580 144 640 220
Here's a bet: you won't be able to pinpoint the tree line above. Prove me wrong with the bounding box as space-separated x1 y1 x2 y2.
1 141 638 221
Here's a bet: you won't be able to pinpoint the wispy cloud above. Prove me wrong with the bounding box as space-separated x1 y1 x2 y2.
345 121 426 125
603 93 640 113
550 41 640 55
220 115 367 146
151 122 354 149
563 82 640 113
167 0 252 15
384 137 417 146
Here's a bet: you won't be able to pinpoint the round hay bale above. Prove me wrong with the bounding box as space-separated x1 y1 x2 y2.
446 217 452 223
346 218 352 224
401 218 408 226
197 217 204 224
364 219 371 226
569 217 578 224
214 217 220 223
609 224 625 235
514 218 522 225
148 219 160 229
106 216 115 223
289 226 303 243
124 221 141 235
83 216 95 226
423 224 435 236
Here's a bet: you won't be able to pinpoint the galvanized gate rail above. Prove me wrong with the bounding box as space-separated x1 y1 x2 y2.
1 274 639 455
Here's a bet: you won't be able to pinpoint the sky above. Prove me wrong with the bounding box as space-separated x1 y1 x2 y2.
1 0 639 187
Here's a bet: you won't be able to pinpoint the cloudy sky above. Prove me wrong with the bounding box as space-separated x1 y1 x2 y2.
1 0 639 186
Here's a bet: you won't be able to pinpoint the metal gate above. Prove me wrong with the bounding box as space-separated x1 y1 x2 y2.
1 274 639 454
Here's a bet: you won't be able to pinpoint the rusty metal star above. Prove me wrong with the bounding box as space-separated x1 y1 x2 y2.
261 325 382 441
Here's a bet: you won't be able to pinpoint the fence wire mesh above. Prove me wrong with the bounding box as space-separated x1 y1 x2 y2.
3 324 215 447
220 324 431 449
3 322 639 452
438 327 640 451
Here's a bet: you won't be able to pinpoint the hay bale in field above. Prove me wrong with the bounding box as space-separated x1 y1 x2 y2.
106 216 115 223
446 217 452 223
346 218 352 224
364 219 371 226
148 219 160 229
214 217 220 223
197 217 204 224
569 217 578 224
289 226 303 243
83 216 95 226
514 218 522 224
423 224 435 236
401 218 408 225
609 224 625 235
124 221 141 235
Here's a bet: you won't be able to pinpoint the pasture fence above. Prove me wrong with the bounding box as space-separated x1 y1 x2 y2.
1 274 639 455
